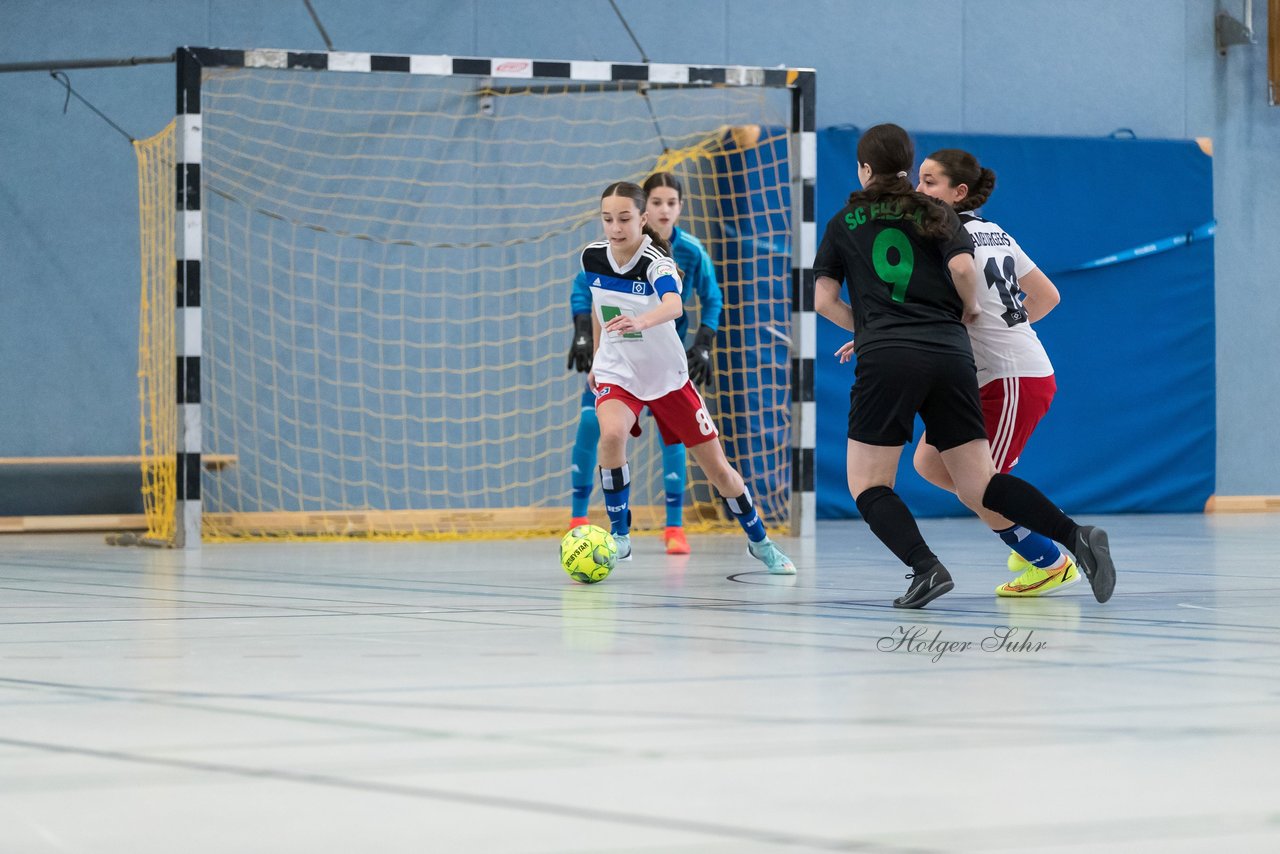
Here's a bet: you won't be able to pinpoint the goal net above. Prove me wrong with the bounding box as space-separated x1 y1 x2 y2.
137 49 814 544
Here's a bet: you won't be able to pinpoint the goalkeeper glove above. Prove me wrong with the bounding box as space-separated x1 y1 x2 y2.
566 313 593 373
685 325 716 386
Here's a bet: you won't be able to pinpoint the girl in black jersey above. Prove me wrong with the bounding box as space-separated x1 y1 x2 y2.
812 124 1116 609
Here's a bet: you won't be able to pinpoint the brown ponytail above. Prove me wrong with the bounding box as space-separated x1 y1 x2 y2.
925 149 997 212
847 124 953 240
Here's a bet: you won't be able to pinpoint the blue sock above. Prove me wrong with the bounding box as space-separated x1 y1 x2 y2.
599 464 631 536
723 487 767 543
662 442 686 527
995 524 1063 568
570 404 600 518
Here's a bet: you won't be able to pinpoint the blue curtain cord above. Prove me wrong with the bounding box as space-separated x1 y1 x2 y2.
1057 221 1216 274
773 221 1213 275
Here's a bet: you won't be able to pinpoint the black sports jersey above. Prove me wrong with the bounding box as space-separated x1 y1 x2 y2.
813 196 975 357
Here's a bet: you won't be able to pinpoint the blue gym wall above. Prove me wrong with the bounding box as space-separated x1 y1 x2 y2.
816 128 1216 518
1 0 1276 512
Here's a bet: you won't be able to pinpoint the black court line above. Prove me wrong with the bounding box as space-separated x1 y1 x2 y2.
0 556 776 608
13 555 1280 637
0 735 938 854
4 675 1273 740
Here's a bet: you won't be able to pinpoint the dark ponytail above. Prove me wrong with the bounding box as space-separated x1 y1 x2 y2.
642 223 672 256
847 123 952 239
601 180 672 255
925 148 996 212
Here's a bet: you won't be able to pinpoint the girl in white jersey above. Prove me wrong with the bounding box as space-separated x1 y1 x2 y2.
914 149 1077 598
584 181 794 574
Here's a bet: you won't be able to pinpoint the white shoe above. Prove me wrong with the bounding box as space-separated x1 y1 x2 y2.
613 533 632 561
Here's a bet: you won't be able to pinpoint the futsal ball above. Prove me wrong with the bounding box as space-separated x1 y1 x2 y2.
560 524 617 584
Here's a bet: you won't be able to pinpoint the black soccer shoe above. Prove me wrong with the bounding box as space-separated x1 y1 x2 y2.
892 561 954 609
1070 525 1116 603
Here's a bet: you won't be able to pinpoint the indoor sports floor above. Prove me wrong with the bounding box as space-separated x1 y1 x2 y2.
1 512 1277 853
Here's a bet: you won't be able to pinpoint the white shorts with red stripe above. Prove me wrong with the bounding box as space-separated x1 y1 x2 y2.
979 375 1057 473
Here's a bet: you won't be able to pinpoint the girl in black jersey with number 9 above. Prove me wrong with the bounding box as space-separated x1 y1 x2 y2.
812 124 1117 609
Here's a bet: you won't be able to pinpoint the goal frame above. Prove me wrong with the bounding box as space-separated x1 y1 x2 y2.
171 45 816 548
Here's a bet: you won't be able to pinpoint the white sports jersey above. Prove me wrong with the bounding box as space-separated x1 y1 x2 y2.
961 213 1054 385
584 235 688 400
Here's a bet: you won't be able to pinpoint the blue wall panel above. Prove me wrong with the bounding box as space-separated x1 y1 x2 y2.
815 127 1215 518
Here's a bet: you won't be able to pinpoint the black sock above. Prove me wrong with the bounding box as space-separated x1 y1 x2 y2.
855 486 937 571
982 473 1079 546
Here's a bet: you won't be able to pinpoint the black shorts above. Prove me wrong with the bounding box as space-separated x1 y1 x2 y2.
847 345 987 451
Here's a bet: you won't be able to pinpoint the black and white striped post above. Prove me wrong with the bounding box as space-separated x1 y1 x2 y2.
174 47 204 548
171 47 816 542
790 69 817 539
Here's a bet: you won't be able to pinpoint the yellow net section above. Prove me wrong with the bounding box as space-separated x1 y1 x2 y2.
139 69 792 542
134 121 176 543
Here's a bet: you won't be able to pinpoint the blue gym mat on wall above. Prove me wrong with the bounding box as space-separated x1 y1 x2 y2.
815 128 1215 518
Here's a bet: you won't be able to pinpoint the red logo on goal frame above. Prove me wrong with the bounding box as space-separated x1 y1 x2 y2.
494 61 530 74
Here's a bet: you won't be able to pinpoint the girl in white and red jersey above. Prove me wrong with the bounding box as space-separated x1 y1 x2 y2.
914 149 1076 598
584 181 794 574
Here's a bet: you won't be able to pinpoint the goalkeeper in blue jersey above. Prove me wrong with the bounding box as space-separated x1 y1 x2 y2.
566 172 723 554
